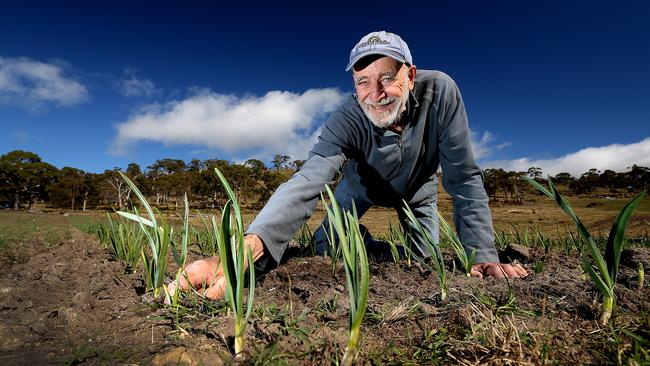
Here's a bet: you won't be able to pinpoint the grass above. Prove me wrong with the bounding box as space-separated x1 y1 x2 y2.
0 211 71 263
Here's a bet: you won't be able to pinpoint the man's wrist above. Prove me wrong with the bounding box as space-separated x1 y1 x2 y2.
245 234 265 262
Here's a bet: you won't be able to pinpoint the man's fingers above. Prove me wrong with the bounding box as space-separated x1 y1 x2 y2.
485 265 506 278
512 263 529 277
204 276 227 300
469 263 530 279
177 256 221 290
501 265 521 278
470 266 484 278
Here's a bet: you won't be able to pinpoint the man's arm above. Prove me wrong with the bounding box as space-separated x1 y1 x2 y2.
435 75 498 264
246 154 345 267
435 74 526 278
167 154 345 301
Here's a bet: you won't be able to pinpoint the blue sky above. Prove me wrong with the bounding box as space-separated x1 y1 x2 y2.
1 1 649 176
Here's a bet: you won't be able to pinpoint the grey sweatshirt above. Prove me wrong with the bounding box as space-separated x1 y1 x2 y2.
247 70 498 267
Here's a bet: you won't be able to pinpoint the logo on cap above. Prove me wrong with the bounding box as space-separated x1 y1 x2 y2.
358 35 390 48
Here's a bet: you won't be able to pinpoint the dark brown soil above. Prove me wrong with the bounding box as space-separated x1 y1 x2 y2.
1 229 649 365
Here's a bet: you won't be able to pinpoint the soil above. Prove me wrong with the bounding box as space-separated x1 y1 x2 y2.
1 227 649 365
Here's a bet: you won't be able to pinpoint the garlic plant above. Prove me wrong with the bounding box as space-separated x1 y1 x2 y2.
116 171 171 298
434 208 476 276
213 167 255 356
524 175 644 324
402 201 448 300
322 185 369 365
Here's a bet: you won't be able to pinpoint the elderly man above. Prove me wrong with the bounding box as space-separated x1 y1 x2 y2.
172 31 527 299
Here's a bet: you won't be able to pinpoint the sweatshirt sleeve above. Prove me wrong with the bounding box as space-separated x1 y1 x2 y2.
436 75 499 264
246 111 353 268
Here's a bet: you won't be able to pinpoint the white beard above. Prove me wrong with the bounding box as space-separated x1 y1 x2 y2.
359 74 410 129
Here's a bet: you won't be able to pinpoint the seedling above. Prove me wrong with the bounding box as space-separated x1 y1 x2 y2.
402 201 448 300
104 212 144 272
168 193 190 308
213 167 255 356
434 209 476 276
386 222 412 265
116 174 190 307
116 171 171 298
639 263 645 290
524 175 644 324
322 185 369 366
193 211 218 256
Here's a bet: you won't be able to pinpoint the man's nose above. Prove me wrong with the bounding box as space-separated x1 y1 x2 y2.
368 81 386 102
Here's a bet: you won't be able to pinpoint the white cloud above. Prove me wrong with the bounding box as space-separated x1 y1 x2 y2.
119 68 157 97
0 56 87 108
482 137 650 177
469 129 510 160
110 88 347 159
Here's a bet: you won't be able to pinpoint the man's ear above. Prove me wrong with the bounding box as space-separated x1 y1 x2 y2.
407 65 417 89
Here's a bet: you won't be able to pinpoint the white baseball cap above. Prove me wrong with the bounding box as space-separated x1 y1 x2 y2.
346 31 413 71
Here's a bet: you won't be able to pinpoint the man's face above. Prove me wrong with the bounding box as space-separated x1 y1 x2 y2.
352 56 415 128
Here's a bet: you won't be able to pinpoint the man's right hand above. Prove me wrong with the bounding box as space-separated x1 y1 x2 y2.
167 234 265 301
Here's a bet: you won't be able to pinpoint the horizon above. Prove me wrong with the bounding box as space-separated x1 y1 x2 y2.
1 1 649 177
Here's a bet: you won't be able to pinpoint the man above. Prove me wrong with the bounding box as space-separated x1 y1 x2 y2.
171 31 527 300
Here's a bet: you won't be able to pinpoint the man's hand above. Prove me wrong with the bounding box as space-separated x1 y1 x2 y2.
470 262 528 278
166 234 265 301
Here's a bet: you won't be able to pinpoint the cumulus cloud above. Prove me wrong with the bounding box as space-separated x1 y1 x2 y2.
469 130 510 160
110 88 347 158
482 137 650 177
119 68 157 97
0 56 87 108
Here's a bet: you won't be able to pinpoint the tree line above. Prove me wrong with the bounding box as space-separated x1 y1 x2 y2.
1 150 648 211
0 150 303 211
484 166 650 204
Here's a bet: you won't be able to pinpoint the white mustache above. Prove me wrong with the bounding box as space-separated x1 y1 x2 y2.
364 97 397 107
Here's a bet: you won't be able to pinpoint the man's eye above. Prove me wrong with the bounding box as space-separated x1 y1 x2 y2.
356 80 367 86
381 76 395 84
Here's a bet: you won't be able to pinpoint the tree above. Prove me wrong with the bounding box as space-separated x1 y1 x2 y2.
526 167 543 181
245 159 266 172
553 172 574 186
80 172 101 211
102 168 132 210
0 150 58 210
290 159 306 171
48 167 87 209
146 159 187 208
625 165 650 192
271 154 290 171
571 168 600 194
598 170 619 191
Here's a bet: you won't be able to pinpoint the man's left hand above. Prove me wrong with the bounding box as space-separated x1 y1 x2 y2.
471 262 528 278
